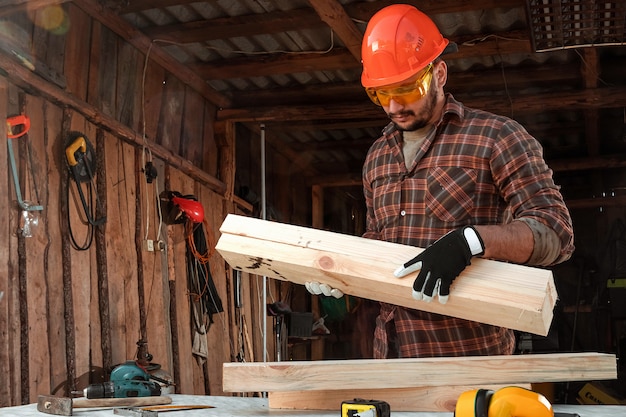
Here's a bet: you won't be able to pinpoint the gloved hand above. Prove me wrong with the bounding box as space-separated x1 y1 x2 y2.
304 281 344 299
394 226 484 304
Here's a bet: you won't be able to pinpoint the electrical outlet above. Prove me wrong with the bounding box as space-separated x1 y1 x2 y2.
143 239 154 252
156 240 166 251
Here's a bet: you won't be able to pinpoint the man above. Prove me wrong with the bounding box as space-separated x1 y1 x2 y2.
308 4 574 359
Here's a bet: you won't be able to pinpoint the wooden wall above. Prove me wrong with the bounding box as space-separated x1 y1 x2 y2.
0 3 280 406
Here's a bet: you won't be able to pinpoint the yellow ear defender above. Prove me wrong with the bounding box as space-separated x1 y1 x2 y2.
455 387 553 417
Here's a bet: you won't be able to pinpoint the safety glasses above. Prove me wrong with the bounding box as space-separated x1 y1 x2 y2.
366 63 434 107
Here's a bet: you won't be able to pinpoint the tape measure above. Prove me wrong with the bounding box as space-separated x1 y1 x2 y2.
341 398 390 417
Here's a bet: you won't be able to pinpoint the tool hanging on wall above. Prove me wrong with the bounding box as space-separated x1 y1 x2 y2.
160 190 223 365
64 131 106 250
7 114 44 212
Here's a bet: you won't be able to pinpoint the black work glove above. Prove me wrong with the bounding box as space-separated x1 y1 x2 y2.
394 226 485 304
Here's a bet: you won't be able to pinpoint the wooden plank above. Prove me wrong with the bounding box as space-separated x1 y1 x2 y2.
43 101 68 397
216 214 557 336
64 4 91 101
268 384 532 412
138 156 173 378
180 89 205 167
0 73 13 407
156 74 184 155
167 167 196 394
198 185 230 395
67 112 98 390
223 353 617 393
105 134 140 364
23 94 50 403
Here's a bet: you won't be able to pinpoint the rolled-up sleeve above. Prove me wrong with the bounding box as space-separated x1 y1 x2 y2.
492 120 574 266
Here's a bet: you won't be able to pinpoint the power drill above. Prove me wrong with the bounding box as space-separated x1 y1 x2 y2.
81 361 162 398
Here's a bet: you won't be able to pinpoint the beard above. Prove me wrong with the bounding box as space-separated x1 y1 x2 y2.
388 80 438 132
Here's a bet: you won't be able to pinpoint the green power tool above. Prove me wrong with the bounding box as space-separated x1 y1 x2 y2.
81 361 162 399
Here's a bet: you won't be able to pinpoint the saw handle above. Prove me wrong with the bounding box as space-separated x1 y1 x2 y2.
7 114 31 139
66 136 87 167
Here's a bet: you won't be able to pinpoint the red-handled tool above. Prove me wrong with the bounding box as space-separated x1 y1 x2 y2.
6 114 43 211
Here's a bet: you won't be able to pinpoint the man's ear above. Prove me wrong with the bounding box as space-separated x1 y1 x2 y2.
435 60 448 89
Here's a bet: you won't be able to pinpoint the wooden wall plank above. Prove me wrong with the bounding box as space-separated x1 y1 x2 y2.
157 74 184 154
67 113 99 389
42 101 68 397
87 19 117 116
137 156 174 379
180 89 205 167
202 105 218 178
198 186 229 395
142 65 166 144
166 167 196 393
6 83 23 404
63 4 91 100
104 133 140 364
116 41 142 132
0 74 14 407
216 214 557 336
23 94 51 403
223 353 617 393
31 4 67 88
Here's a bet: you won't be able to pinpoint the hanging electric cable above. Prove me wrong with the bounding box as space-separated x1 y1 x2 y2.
64 131 106 250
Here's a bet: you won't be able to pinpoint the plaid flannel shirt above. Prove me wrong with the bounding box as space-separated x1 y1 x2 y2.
363 94 574 358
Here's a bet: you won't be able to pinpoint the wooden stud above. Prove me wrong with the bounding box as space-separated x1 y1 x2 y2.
223 353 617 393
216 214 557 335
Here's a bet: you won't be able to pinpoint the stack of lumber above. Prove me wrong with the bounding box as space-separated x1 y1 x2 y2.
222 353 617 411
216 214 556 336
217 215 618 412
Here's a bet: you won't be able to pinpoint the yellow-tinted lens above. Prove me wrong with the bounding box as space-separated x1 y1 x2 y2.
366 64 433 107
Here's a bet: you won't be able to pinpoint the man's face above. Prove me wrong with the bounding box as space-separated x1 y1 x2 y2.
365 60 445 132
383 75 438 132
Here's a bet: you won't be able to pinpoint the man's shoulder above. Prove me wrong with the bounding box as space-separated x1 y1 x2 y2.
446 94 516 126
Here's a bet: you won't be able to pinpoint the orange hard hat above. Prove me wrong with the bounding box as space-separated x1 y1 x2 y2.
361 4 453 88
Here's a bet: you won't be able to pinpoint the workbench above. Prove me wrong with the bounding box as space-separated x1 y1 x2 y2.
0 394 624 416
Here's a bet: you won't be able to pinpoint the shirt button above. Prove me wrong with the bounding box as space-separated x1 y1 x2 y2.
400 210 406 216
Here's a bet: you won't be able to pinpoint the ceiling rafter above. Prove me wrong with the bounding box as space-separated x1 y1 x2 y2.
188 29 531 81
142 8 325 43
218 85 626 123
307 0 363 61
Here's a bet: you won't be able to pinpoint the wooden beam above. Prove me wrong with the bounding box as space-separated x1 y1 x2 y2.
142 8 324 43
345 0 525 20
222 352 617 392
307 0 363 61
218 86 626 122
216 214 557 335
268 384 532 412
190 49 358 80
232 61 580 108
187 29 530 82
